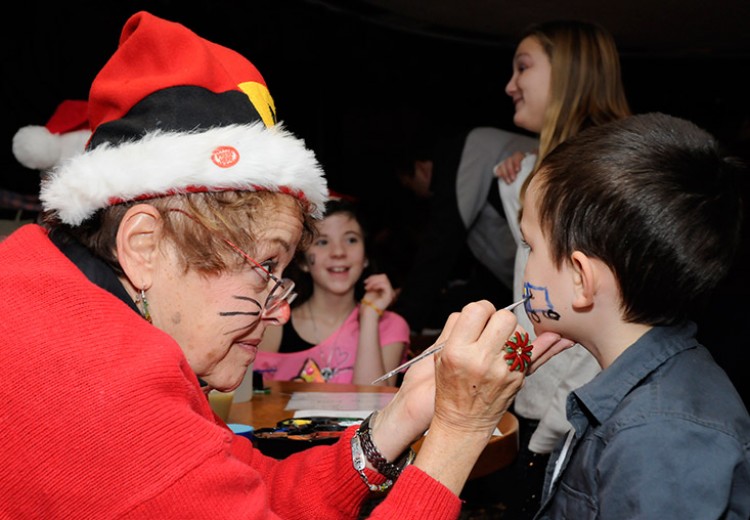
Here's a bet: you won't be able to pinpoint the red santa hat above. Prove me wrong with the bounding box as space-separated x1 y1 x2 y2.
12 100 91 171
40 11 327 225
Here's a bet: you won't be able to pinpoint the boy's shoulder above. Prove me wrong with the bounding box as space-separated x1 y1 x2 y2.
591 327 749 441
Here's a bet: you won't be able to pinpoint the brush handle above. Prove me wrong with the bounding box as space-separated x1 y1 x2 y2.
370 297 529 384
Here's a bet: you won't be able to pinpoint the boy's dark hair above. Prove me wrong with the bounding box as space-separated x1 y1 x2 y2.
534 112 744 325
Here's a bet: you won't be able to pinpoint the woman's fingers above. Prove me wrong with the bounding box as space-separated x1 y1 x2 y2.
526 332 575 375
392 311 461 433
432 302 524 433
441 300 497 350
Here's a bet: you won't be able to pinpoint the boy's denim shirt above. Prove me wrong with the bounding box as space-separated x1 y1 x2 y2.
535 322 750 520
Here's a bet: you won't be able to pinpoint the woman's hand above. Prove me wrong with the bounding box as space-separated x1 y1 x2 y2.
408 301 527 494
526 331 575 375
494 151 527 184
430 301 523 435
369 301 573 495
367 311 458 457
370 301 520 457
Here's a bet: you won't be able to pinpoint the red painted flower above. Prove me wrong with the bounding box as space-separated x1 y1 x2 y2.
504 331 533 372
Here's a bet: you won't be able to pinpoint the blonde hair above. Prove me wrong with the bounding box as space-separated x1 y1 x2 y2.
520 20 632 198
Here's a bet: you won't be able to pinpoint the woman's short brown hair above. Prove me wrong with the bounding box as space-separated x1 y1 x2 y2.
43 191 316 277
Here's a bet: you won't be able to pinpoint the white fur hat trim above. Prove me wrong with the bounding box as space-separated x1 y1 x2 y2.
40 122 327 225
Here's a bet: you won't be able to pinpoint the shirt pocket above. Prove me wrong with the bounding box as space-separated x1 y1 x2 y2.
546 480 598 520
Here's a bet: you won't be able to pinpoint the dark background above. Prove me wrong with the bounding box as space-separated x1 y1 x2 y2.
3 0 748 399
4 0 749 199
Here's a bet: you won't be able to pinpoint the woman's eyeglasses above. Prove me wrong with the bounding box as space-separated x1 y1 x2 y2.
168 208 297 316
228 244 298 315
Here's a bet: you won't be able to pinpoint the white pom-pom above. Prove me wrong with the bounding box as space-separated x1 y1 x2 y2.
12 126 90 171
57 130 90 164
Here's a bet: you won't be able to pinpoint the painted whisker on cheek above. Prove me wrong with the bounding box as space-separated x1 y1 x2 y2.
218 295 263 333
224 295 263 310
523 282 561 323
306 253 316 266
219 311 261 317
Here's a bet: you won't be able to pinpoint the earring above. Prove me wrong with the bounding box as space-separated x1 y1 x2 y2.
136 287 152 324
364 259 370 268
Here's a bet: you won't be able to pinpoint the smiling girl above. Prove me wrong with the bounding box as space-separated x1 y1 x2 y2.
256 197 409 385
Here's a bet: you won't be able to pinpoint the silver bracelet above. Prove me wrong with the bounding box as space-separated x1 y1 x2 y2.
351 432 393 492
350 412 415 492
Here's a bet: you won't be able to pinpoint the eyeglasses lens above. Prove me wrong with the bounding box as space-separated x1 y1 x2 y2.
264 278 296 314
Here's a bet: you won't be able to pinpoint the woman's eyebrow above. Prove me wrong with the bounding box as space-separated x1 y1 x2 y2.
267 236 293 253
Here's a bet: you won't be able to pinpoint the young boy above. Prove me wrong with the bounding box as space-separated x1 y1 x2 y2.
519 112 750 519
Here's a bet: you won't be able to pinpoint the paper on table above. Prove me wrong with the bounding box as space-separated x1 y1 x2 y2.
286 392 502 435
285 392 395 413
291 410 371 428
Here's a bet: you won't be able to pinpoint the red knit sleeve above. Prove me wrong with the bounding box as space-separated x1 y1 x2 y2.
255 426 462 520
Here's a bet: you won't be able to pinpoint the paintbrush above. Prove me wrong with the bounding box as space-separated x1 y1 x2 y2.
371 296 529 384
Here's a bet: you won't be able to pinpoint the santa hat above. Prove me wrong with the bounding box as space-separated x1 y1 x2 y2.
12 100 91 171
40 11 327 225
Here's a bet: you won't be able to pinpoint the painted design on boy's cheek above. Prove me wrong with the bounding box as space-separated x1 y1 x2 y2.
523 282 561 323
219 295 263 333
307 253 316 266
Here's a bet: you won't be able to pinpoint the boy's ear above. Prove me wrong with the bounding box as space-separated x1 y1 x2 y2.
116 204 163 291
570 250 596 310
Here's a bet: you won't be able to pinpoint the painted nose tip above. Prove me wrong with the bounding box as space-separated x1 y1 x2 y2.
262 300 291 323
276 301 291 323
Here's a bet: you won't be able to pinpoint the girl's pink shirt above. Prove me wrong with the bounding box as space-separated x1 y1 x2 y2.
255 305 410 383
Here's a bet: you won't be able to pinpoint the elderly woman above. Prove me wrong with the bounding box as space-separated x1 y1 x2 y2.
0 12 570 519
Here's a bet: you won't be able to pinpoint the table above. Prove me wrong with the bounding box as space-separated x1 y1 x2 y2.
228 380 519 480
228 380 396 428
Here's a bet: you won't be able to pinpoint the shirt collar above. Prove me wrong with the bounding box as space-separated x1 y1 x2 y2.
570 321 698 426
49 228 140 315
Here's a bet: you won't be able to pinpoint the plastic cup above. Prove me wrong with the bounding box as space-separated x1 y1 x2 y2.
208 390 234 422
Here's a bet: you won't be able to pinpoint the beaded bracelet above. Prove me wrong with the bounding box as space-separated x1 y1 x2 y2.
351 411 415 492
360 298 384 317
